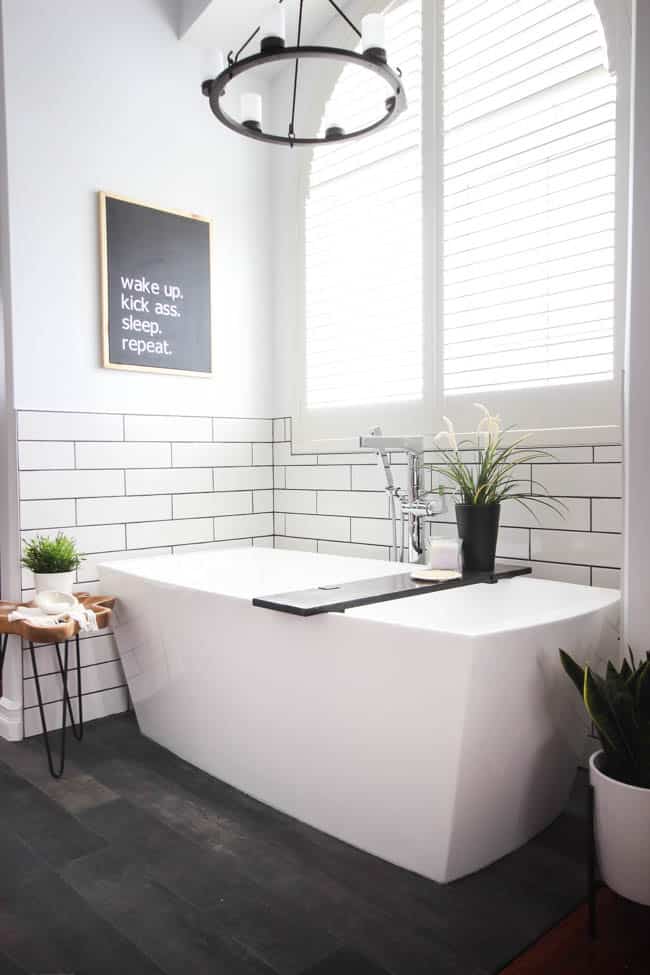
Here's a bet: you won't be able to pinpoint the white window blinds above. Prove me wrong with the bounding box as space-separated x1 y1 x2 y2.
304 0 423 415
442 0 617 398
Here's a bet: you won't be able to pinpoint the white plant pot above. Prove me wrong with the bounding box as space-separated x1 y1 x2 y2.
590 750 650 906
33 571 75 594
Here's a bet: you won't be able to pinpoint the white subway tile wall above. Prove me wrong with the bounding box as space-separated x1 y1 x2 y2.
124 414 213 442
18 441 76 470
172 442 253 467
15 411 274 737
17 411 125 442
76 441 172 469
272 418 623 590
15 410 623 740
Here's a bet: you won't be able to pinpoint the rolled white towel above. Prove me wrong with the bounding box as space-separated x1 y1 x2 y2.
8 604 98 633
66 605 98 633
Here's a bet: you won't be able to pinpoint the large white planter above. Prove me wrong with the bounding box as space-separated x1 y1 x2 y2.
590 750 650 906
33 571 75 594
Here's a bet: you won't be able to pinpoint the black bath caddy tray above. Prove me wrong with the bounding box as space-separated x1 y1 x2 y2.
252 563 531 616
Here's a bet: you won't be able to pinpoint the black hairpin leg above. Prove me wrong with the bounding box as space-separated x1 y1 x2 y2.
29 635 83 779
0 633 8 689
588 782 598 939
76 634 83 736
54 634 83 741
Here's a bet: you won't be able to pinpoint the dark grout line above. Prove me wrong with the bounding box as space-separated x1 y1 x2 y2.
23 655 122 681
23 682 128 717
506 555 621 571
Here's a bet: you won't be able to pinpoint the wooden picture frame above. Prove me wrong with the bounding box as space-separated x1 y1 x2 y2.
99 191 214 377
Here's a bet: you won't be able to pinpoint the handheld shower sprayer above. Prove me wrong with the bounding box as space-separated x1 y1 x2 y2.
365 427 399 560
369 426 394 491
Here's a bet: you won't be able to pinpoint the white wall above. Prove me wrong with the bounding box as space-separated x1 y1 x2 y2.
1 0 273 417
624 0 650 651
0 6 21 734
0 0 276 739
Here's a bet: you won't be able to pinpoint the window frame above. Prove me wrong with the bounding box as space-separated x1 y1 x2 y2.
292 0 432 447
290 0 629 452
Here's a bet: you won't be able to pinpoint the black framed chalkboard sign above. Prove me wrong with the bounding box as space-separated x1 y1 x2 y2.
99 192 213 376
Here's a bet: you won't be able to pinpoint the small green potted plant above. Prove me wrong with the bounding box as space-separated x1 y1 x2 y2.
560 648 650 906
429 404 564 571
22 533 84 593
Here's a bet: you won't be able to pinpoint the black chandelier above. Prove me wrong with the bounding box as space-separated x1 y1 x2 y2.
201 0 407 147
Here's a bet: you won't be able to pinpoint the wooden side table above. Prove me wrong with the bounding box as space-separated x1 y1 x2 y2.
0 594 115 778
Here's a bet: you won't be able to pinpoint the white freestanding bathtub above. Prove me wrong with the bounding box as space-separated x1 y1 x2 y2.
99 547 619 883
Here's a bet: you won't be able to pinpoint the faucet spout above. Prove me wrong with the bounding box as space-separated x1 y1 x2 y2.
359 434 425 454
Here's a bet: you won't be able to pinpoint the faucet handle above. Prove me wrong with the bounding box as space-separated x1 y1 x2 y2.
419 491 448 516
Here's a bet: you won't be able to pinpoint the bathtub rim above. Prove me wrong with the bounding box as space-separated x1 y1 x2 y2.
98 555 620 641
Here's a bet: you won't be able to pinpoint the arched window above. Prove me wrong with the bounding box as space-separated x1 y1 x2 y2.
298 0 626 441
303 1 424 435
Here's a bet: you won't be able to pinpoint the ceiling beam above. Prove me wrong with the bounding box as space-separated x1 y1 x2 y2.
178 0 212 39
178 0 270 48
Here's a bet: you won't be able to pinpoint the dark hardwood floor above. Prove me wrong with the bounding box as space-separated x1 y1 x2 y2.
0 712 595 974
502 888 650 974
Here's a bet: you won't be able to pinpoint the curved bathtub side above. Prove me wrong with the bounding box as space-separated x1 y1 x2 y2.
443 597 620 882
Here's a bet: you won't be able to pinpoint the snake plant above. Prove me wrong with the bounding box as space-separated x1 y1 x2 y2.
559 648 650 788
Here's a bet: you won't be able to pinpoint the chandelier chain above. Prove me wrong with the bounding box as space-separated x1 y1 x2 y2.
289 0 305 145
325 0 362 38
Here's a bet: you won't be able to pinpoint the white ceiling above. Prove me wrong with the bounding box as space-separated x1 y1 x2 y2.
180 0 355 51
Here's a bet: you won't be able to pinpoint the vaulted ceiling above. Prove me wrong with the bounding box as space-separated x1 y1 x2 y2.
180 0 354 51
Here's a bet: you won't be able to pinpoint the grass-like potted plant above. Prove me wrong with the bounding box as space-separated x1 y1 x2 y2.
22 533 84 593
560 648 650 906
429 404 564 571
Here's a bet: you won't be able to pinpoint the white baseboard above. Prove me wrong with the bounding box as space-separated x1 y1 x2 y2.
0 696 23 741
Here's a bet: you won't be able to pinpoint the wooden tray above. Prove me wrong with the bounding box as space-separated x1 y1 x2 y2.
0 594 115 643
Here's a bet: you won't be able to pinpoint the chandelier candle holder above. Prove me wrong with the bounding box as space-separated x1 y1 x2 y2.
324 122 346 140
261 6 287 53
201 0 407 147
241 92 263 131
361 13 387 61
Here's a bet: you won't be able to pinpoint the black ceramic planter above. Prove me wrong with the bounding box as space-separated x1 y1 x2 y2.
455 503 501 572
